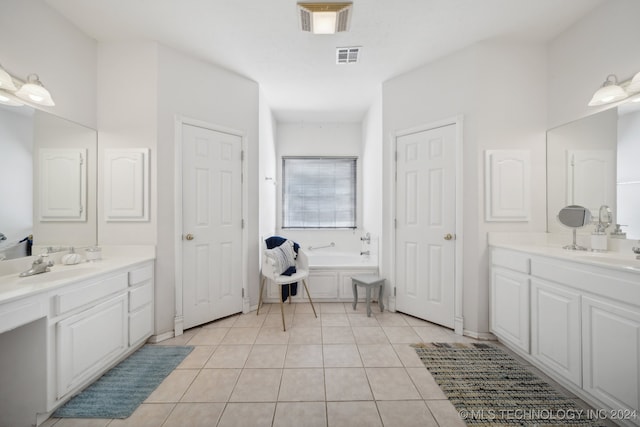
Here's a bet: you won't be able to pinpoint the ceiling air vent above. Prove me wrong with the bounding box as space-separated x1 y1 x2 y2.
336 46 360 64
297 2 352 34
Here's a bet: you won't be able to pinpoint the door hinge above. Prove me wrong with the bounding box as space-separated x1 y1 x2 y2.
394 218 397 228
241 219 245 229
394 287 397 296
79 153 84 165
242 288 245 297
241 150 245 161
394 150 398 161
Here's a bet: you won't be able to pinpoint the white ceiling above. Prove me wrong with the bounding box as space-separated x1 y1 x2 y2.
44 0 603 122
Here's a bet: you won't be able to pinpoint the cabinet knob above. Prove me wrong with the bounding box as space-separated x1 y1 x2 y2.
185 233 195 241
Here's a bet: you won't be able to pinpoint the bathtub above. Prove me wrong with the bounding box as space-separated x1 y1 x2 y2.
305 251 377 269
303 251 379 301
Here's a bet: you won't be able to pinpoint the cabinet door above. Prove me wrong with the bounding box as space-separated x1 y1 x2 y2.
56 294 127 399
582 296 640 417
490 267 530 353
39 148 87 221
531 279 581 386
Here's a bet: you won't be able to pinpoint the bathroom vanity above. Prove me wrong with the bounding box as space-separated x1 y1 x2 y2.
489 234 640 426
0 246 155 427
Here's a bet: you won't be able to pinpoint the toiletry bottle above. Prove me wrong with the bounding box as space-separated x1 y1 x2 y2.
591 221 608 252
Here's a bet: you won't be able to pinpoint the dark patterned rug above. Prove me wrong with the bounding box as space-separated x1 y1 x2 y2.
413 343 605 426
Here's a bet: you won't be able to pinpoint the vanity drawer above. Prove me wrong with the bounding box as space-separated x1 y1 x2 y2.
491 248 530 274
0 295 47 334
128 264 153 286
54 273 128 315
129 281 153 312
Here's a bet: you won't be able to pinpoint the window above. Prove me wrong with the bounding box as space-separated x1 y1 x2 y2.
282 157 357 228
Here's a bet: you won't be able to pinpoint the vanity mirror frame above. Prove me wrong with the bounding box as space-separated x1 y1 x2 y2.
546 95 640 240
0 104 98 260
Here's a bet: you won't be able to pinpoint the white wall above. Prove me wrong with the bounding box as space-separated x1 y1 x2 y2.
259 91 278 239
548 0 640 128
156 45 259 333
383 40 547 336
0 108 33 243
97 42 259 336
0 0 96 129
276 122 365 252
361 91 383 240
97 42 158 246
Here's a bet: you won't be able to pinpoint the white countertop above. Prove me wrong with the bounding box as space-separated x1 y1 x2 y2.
0 246 155 305
488 232 640 274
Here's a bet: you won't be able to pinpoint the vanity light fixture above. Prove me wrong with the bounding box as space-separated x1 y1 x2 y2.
0 64 17 91
297 2 352 34
588 74 628 106
0 92 24 107
627 71 640 94
15 74 55 106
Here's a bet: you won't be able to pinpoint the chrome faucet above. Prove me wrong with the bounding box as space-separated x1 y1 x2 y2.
19 254 54 277
360 232 371 244
360 250 370 256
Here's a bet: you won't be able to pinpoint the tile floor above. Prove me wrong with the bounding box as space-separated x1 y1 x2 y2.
43 302 604 427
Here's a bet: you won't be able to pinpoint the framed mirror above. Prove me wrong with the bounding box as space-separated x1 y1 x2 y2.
0 104 97 260
547 102 640 239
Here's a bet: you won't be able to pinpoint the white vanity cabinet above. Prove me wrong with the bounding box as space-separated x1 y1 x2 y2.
56 292 128 399
490 248 530 353
490 246 640 426
582 296 640 419
128 263 154 346
47 261 155 408
530 278 581 387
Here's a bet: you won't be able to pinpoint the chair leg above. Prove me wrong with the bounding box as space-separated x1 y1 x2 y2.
257 276 265 316
279 291 286 331
301 279 317 318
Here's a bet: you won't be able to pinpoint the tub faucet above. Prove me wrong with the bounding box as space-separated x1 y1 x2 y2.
19 254 53 277
633 242 640 259
360 232 371 244
360 250 370 256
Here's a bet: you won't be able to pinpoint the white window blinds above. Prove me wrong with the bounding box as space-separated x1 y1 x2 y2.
282 157 357 228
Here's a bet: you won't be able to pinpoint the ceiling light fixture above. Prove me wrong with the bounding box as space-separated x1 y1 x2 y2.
15 74 55 106
588 74 628 106
297 2 352 34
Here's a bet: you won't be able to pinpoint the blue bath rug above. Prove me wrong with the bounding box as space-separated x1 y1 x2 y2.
53 345 193 419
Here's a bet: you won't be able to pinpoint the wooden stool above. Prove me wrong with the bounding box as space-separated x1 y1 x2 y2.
352 275 385 317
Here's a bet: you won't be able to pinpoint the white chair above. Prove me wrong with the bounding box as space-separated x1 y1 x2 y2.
258 248 317 331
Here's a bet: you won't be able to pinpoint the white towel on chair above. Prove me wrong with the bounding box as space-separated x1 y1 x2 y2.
265 239 296 274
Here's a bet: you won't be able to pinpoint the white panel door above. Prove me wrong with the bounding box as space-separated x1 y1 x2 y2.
182 124 243 329
395 124 456 328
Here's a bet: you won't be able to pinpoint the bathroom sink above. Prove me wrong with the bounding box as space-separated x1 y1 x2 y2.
18 267 100 284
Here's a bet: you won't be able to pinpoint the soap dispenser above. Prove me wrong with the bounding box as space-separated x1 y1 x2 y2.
610 224 627 239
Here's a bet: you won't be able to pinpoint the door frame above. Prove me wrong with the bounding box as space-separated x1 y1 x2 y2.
390 115 464 335
173 115 249 336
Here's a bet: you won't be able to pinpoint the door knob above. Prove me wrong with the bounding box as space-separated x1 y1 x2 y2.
185 233 195 241
444 233 454 241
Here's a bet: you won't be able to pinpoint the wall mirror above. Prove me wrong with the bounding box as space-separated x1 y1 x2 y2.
0 104 97 260
547 102 640 239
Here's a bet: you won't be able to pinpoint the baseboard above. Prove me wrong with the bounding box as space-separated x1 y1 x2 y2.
463 329 497 341
148 330 175 343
